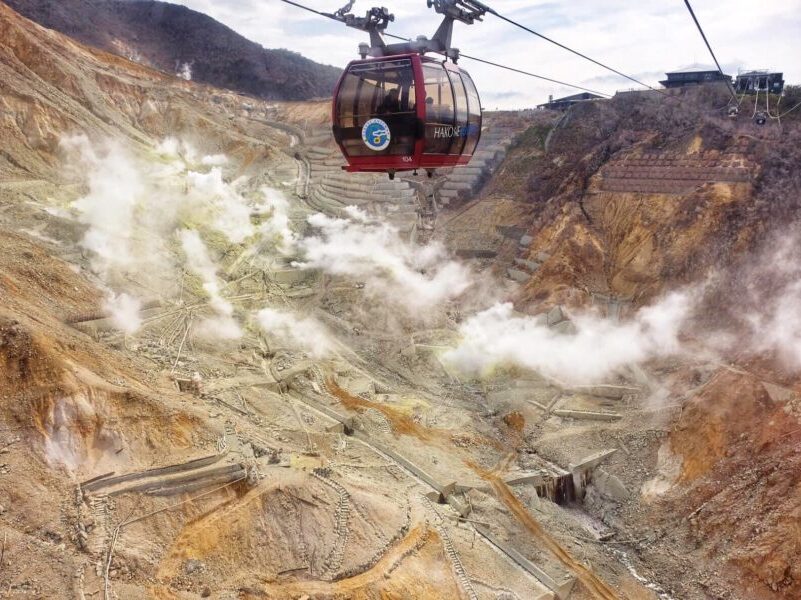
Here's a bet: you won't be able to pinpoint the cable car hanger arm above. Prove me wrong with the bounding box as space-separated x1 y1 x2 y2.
325 0 489 60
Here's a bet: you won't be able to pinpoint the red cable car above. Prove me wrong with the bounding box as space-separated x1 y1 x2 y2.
328 1 488 179
333 54 482 176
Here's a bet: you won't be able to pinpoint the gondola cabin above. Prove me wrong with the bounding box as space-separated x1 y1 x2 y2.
332 54 482 176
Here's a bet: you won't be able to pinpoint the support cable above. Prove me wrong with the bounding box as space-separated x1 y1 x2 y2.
279 0 331 17
778 99 801 118
454 54 610 97
682 0 738 103
482 5 664 93
278 0 611 97
278 0 745 120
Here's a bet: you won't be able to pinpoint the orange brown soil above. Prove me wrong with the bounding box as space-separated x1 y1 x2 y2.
503 411 526 434
664 370 801 597
151 480 283 599
325 376 506 452
329 377 620 599
326 376 435 442
470 457 621 600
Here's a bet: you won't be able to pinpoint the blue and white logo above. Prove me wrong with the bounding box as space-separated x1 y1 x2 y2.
362 118 391 151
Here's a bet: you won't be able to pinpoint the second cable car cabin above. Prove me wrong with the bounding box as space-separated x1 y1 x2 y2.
333 54 482 176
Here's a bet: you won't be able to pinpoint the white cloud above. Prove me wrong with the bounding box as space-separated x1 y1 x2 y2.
169 0 801 108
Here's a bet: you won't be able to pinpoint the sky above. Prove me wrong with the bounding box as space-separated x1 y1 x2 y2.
171 0 801 109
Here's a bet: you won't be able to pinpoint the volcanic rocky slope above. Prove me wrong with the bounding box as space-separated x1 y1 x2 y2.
2 0 341 100
464 87 801 598
1 1 801 599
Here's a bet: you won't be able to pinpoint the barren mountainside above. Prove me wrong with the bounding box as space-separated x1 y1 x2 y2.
1 1 800 599
468 88 801 598
2 0 341 100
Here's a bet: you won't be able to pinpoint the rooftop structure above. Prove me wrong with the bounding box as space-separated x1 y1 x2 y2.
660 64 732 89
735 70 785 95
538 92 603 111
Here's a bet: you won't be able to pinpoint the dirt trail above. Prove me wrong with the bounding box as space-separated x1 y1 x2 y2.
257 525 441 598
471 457 621 600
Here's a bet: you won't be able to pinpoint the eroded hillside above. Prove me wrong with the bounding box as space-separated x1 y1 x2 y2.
445 87 801 598
1 2 800 600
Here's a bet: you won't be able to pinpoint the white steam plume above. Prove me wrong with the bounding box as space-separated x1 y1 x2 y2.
343 205 370 222
179 229 242 339
104 293 142 335
256 308 334 358
294 211 473 313
63 135 292 338
185 168 255 244
201 154 228 166
155 137 227 168
255 187 296 253
177 62 193 81
62 136 143 276
444 291 694 384
743 235 801 369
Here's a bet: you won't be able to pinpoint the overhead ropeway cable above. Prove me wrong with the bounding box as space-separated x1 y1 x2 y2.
457 53 611 98
682 0 728 78
478 2 664 93
277 0 613 97
682 0 739 104
278 0 330 17
779 100 801 118
379 29 611 98
278 0 747 119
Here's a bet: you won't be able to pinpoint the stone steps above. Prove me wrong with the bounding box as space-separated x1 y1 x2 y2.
313 471 352 579
317 181 373 204
310 167 343 178
315 181 414 206
601 179 702 194
435 125 525 204
304 133 333 146
321 180 415 200
301 123 527 211
306 146 332 159
324 170 410 188
603 166 750 181
308 190 350 215
599 152 753 194
431 517 478 600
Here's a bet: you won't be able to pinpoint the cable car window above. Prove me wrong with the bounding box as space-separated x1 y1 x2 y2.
423 64 458 154
337 72 360 128
462 71 482 155
335 59 417 157
447 69 469 155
